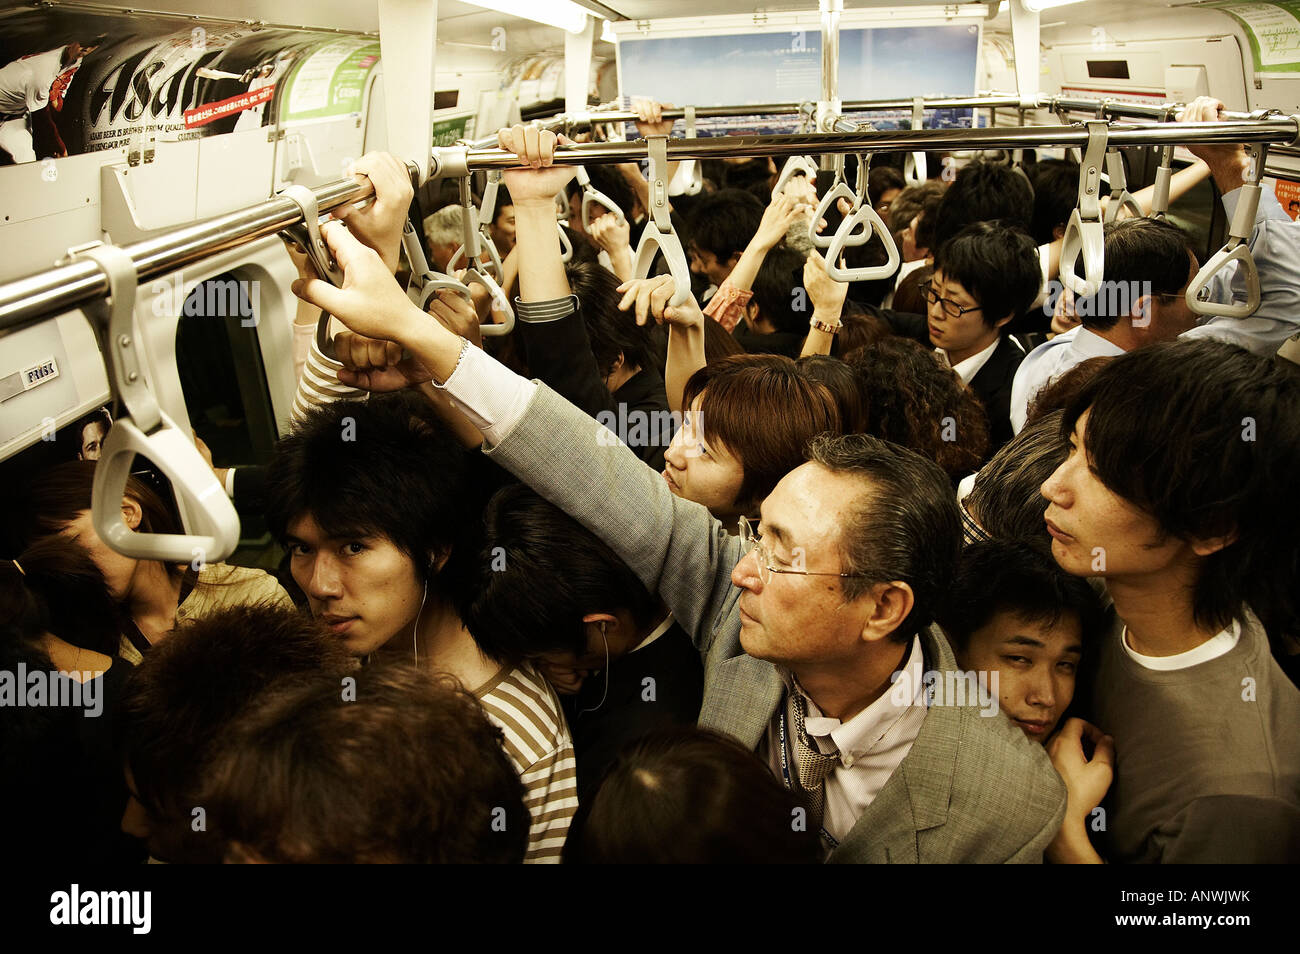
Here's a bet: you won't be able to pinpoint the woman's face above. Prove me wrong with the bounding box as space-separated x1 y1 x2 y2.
662 395 749 520
63 505 140 600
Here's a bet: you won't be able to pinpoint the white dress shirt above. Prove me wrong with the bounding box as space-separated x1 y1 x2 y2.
935 336 1000 386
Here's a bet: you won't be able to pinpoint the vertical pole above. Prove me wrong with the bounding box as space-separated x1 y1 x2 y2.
1009 0 1042 110
378 0 438 181
817 0 843 132
565 16 596 116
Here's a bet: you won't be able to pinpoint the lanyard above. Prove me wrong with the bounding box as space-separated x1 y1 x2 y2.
778 707 840 851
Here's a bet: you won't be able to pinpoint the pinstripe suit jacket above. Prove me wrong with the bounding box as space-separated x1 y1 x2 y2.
486 383 1066 863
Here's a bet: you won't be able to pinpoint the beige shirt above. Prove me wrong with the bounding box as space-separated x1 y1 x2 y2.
118 563 294 665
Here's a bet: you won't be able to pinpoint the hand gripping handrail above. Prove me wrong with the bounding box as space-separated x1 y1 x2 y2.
903 97 928 186
447 175 515 336
809 154 861 249
1103 148 1143 224
825 152 901 282
773 154 818 198
680 106 704 196
76 244 240 563
1186 143 1268 319
575 165 627 232
632 135 693 306
1059 121 1108 298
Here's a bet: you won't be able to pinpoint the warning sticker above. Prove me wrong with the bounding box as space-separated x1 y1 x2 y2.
183 83 276 128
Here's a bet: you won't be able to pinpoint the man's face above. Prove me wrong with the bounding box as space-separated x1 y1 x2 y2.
927 270 1001 360
874 187 902 220
532 617 640 695
902 214 925 262
1041 410 1193 580
1142 254 1198 339
956 611 1082 743
688 246 733 287
490 205 516 253
285 513 424 657
79 421 107 460
663 397 747 520
731 462 874 668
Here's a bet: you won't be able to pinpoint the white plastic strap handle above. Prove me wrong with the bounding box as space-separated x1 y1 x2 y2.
1149 144 1174 221
1103 149 1143 224
904 97 927 185
575 165 626 231
1186 144 1267 319
809 160 860 250
632 135 692 306
681 105 703 196
1059 121 1108 298
773 155 818 198
824 154 901 282
76 244 239 563
558 221 574 263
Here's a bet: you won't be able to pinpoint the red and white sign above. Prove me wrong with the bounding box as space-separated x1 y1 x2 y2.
183 82 274 128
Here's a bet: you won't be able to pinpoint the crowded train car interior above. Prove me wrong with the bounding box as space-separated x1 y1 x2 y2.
1 0 1299 885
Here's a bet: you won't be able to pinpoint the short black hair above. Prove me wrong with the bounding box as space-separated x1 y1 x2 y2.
1026 158 1079 245
265 392 478 597
937 538 1106 653
966 410 1069 547
1075 217 1196 331
202 663 528 864
750 245 807 335
807 432 962 642
933 221 1043 327
685 188 765 262
796 355 870 433
117 604 354 861
868 165 907 206
457 485 659 663
565 257 652 375
1063 339 1300 638
564 726 822 864
933 159 1034 249
493 184 513 219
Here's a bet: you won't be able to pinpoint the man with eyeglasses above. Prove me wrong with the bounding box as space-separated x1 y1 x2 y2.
291 129 1067 863
925 222 1042 453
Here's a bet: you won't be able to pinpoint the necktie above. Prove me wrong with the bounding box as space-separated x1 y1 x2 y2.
787 690 840 831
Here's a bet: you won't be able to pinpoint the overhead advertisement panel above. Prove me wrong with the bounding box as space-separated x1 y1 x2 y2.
1205 1 1300 73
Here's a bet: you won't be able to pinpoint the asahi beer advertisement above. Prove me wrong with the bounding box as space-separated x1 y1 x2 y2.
0 6 381 166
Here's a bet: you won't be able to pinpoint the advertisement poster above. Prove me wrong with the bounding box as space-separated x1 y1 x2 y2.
1206 1 1300 73
1273 176 1300 218
0 7 374 165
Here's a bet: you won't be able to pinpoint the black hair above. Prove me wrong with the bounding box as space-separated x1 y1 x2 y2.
868 165 907 207
265 392 477 598
933 221 1043 327
1074 217 1195 331
806 432 962 642
937 538 1106 653
1026 158 1080 245
1062 339 1300 641
0 535 122 658
564 257 652 376
796 355 870 433
685 189 765 263
564 726 822 864
966 410 1069 547
456 485 659 664
493 184 513 221
933 159 1034 249
750 245 807 335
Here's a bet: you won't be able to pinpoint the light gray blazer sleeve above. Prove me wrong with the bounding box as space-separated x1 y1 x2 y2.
484 383 745 655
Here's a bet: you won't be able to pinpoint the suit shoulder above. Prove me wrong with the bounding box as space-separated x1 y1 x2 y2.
951 706 1066 832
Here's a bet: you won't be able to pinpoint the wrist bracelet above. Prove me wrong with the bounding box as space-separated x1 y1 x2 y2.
809 317 842 334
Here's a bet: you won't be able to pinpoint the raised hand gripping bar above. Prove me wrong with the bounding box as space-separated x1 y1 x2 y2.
632 135 692 306
1059 121 1109 298
825 152 901 282
1103 148 1143 224
75 244 239 563
1186 143 1268 319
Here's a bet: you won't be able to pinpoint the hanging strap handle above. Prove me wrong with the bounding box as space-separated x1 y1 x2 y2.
825 152 901 282
632 135 692 306
1186 143 1268 319
809 154 861 250
1059 121 1108 298
75 244 239 563
576 165 627 231
904 97 928 185
448 170 505 283
444 175 514 335
680 105 704 196
773 155 818 198
1103 148 1143 224
1149 144 1175 220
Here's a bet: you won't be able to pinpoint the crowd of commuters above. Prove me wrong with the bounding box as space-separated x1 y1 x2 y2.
2 95 1298 864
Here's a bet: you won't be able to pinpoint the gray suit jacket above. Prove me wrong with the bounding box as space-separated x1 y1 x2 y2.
486 383 1066 863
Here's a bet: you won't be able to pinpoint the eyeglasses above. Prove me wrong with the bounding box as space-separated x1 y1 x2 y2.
737 517 865 586
923 284 982 319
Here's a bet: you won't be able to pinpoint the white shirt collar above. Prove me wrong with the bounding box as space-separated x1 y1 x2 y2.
796 635 925 765
1121 619 1241 671
937 336 1000 385
630 613 675 655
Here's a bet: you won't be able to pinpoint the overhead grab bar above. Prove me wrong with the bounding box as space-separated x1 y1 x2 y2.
680 105 704 196
1059 121 1109 298
1103 148 1143 224
632 135 693 306
903 97 928 186
75 243 240 563
1185 143 1268 319
825 152 901 282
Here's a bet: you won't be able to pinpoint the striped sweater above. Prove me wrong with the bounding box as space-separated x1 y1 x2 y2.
476 662 579 863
